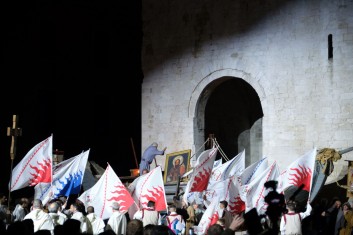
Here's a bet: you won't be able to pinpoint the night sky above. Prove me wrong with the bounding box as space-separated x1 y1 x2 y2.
0 0 143 197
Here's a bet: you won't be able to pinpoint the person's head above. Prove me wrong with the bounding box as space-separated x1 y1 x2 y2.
286 200 297 212
216 218 225 227
152 225 174 235
330 197 341 208
144 224 155 235
0 193 7 205
207 224 224 235
69 202 80 213
335 199 342 208
152 142 158 147
48 201 60 213
22 218 34 234
19 197 29 208
192 202 198 210
63 219 81 234
112 202 120 211
219 200 228 209
87 206 94 214
127 219 144 235
343 202 352 210
142 169 149 175
168 204 177 212
58 196 67 205
147 200 155 209
32 199 43 209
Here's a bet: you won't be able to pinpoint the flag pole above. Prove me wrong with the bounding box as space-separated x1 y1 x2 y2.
7 114 22 208
130 138 139 169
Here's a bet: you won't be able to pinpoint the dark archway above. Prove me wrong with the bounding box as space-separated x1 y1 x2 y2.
204 77 264 162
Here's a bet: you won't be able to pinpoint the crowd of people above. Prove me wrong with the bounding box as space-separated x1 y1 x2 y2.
2 188 353 235
0 191 246 235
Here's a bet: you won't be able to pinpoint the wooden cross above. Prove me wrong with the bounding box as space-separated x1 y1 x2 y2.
7 114 22 208
7 114 22 160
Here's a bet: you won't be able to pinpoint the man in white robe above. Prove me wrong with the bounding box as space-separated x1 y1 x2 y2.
24 199 55 234
106 202 127 235
48 201 67 226
70 202 93 234
134 200 161 226
12 197 29 222
86 206 105 235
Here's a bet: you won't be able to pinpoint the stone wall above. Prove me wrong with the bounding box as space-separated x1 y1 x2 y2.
141 0 353 173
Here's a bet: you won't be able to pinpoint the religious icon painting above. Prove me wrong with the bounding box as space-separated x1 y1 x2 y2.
164 149 191 184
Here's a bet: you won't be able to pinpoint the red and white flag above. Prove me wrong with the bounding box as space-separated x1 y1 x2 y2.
128 166 167 220
240 161 280 215
9 135 53 192
78 163 134 220
194 195 220 235
277 148 317 196
205 177 245 216
205 150 245 203
188 147 218 193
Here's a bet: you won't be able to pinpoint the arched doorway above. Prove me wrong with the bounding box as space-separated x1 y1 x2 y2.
194 77 264 166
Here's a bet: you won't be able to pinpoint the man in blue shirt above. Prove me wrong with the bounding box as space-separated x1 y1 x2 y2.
139 142 167 175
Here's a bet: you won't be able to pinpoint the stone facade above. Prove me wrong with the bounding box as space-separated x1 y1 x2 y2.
141 0 353 176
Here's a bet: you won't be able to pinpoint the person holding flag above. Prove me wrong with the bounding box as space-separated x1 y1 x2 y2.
279 200 312 235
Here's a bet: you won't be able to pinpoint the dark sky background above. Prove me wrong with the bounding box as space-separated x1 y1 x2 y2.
0 0 143 197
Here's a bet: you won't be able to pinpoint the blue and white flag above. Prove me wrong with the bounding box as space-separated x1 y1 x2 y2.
237 157 268 186
34 149 90 205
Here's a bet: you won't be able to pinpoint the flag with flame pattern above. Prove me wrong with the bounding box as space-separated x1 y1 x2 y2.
34 149 89 205
277 148 317 197
128 166 167 220
78 163 134 220
188 147 218 193
194 195 220 235
9 135 53 192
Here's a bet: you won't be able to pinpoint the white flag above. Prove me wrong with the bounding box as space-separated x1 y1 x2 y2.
212 159 223 169
78 163 134 220
10 135 53 192
277 148 317 196
238 157 268 186
128 166 167 220
240 161 280 215
205 177 245 216
34 149 90 205
194 195 220 235
188 147 218 193
205 150 245 201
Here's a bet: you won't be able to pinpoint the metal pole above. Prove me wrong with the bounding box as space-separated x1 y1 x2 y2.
339 147 353 155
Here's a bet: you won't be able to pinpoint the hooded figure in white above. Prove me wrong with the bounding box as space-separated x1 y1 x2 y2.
24 199 55 234
106 202 127 235
70 202 93 234
86 206 106 235
48 201 67 226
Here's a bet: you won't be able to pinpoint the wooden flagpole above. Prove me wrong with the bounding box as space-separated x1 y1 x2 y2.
7 114 22 208
130 137 139 169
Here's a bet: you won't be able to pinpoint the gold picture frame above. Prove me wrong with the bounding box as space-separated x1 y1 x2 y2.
164 149 191 184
